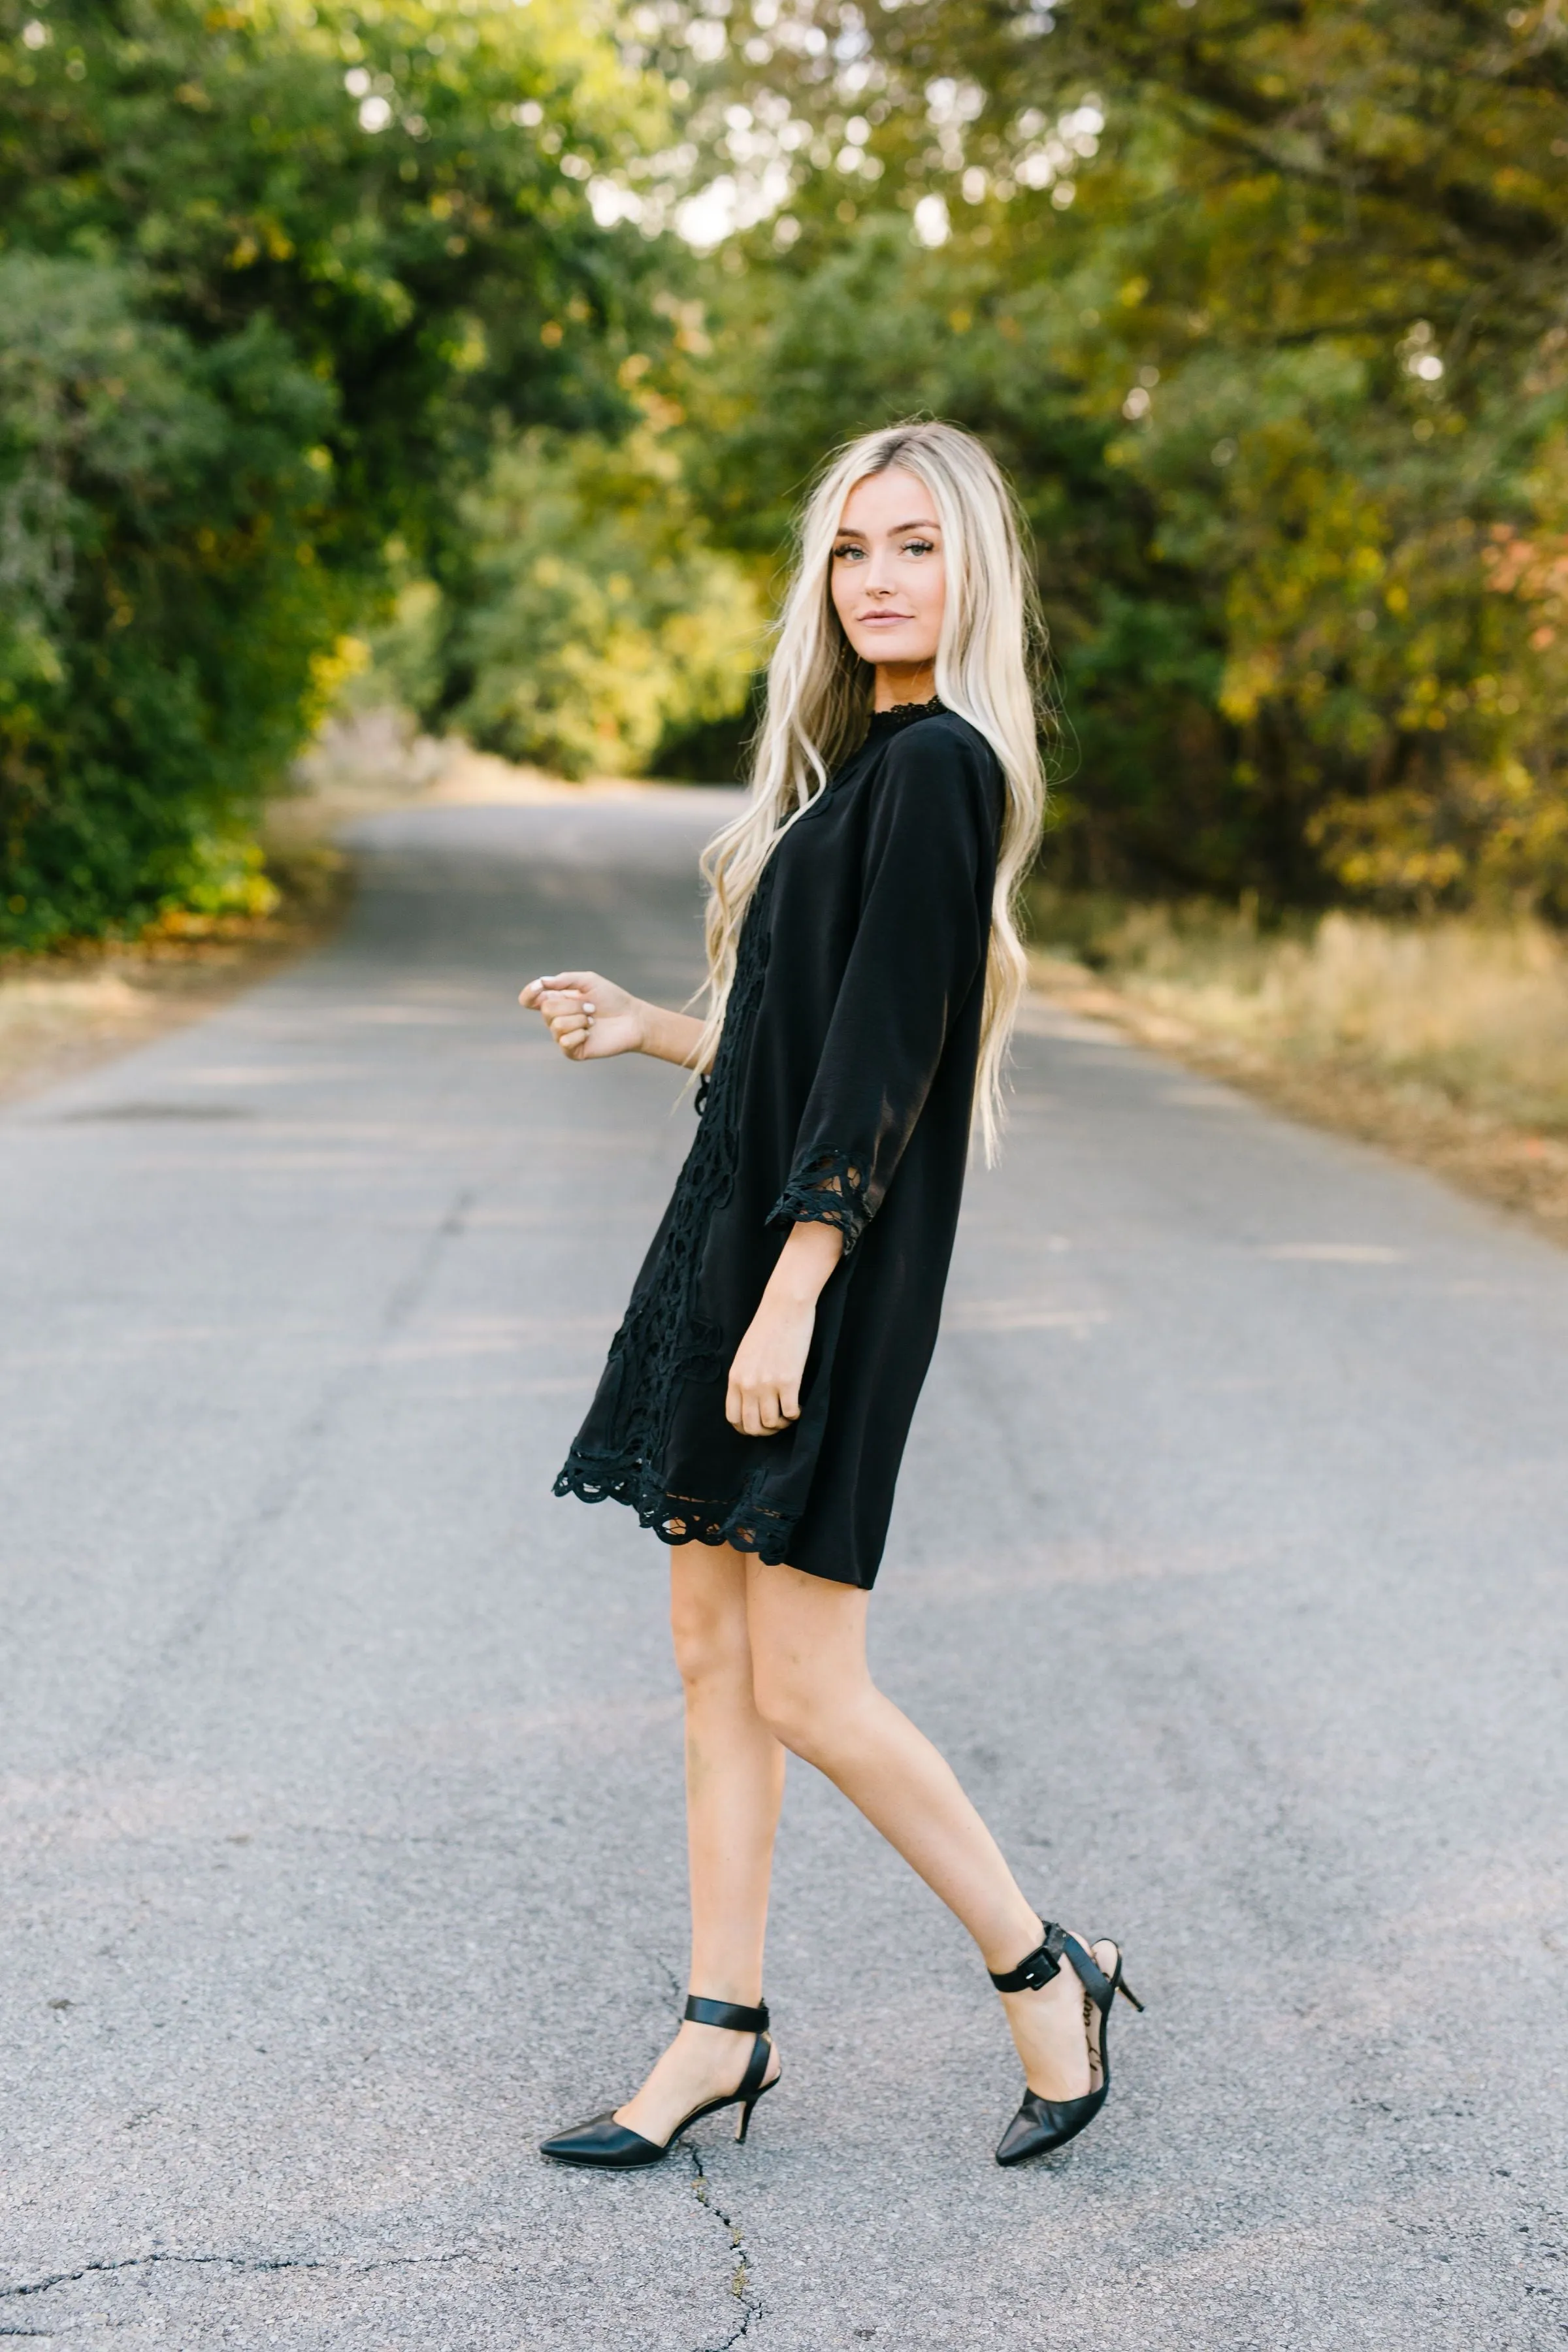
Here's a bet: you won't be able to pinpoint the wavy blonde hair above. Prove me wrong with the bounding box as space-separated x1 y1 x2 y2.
696 419 1049 1163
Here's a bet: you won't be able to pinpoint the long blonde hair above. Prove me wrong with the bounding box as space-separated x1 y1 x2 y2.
697 420 1049 1163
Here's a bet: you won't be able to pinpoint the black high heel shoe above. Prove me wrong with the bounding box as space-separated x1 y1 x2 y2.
539 1997 779 2170
990 1921 1143 2166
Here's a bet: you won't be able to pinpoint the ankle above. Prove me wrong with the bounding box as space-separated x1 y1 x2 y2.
677 2017 751 2051
981 1909 1048 1980
686 1982 764 2010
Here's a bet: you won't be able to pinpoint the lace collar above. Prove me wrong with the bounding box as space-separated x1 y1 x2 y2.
864 695 945 739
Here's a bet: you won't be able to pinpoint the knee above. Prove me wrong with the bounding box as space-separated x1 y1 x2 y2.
749 1660 836 1764
670 1578 750 1697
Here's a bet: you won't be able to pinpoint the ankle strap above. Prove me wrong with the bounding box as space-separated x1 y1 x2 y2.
989 1920 1068 1993
684 1995 769 2033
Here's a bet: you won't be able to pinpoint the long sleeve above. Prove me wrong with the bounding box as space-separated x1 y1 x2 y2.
766 722 1001 1254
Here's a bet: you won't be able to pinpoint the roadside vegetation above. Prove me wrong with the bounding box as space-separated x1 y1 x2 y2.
1028 887 1568 1230
0 0 667 950
1030 890 1568 1139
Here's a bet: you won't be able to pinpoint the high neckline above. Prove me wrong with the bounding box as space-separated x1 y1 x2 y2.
865 695 945 739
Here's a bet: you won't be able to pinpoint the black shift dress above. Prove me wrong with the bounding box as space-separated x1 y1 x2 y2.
554 701 1005 1590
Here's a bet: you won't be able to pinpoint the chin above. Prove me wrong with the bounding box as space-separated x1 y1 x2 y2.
853 635 929 665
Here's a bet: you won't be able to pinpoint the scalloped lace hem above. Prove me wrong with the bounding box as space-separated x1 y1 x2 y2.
767 1147 870 1254
554 1453 798 1565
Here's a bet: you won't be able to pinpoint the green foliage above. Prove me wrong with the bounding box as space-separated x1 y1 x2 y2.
0 251 347 943
648 0 1568 913
386 423 765 778
0 0 661 945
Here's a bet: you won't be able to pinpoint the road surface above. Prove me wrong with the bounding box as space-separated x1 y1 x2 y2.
1 792 1565 2347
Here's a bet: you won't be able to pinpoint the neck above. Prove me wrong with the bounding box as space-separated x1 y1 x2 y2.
872 661 937 713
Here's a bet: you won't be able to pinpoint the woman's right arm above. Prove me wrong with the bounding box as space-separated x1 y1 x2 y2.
518 971 706 1069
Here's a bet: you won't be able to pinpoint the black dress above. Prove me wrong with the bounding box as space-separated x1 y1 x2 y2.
554 700 1005 1591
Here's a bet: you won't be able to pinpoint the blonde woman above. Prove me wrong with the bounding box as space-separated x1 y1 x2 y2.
521 421 1140 2171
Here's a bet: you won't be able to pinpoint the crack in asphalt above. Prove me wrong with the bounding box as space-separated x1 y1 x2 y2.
647 1901 763 2344
687 2146 762 2351
0 2247 476 2304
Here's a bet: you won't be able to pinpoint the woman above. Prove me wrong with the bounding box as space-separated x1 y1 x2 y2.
520 421 1139 2172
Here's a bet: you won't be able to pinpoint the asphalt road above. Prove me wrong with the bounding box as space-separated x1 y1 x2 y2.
2 792 1565 2350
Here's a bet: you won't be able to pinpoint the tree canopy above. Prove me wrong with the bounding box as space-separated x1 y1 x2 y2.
0 0 662 945
613 0 1568 909
6 0 1567 939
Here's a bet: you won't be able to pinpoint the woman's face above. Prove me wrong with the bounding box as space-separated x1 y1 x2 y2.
829 466 946 683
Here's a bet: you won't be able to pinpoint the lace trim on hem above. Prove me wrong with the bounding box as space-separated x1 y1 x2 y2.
554 1454 798 1566
767 1147 870 1256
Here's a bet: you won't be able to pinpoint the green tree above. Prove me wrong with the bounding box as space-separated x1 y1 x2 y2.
0 0 662 945
645 0 1568 910
384 418 764 777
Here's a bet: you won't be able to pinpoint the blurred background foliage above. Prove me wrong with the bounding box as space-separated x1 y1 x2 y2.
6 0 1568 946
0 0 662 946
370 421 763 776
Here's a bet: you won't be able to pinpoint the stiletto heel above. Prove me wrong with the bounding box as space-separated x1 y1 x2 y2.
990 1921 1142 2166
540 1996 779 2169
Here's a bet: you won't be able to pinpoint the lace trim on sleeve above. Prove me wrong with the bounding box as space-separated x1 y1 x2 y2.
767 1148 870 1255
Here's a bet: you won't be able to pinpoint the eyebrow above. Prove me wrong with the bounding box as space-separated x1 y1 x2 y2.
834 517 942 538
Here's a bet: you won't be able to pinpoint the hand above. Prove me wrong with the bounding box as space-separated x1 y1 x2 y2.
725 1222 843 1437
519 969 644 1062
727 1290 817 1437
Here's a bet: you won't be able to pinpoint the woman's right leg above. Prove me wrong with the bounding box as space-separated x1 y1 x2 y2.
612 1540 785 2143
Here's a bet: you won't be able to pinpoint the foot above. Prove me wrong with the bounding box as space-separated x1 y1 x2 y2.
613 2019 781 2148
996 1931 1117 2104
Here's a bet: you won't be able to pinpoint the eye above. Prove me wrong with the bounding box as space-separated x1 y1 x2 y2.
832 541 865 562
901 537 936 557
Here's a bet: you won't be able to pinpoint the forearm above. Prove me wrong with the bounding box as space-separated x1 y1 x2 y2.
763 1219 843 1308
636 1002 707 1068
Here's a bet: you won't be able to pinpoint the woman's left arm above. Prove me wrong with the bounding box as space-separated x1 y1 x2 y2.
768 726 999 1255
725 728 998 1439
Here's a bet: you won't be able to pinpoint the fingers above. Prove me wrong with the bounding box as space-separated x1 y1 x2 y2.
520 975 598 1058
522 970 598 1000
725 1380 802 1437
525 985 597 1019
546 1007 595 1058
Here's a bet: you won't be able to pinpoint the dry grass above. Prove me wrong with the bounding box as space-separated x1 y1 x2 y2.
1027 887 1568 1235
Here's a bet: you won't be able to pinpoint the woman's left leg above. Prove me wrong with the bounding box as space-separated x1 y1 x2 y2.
745 1556 1104 2104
